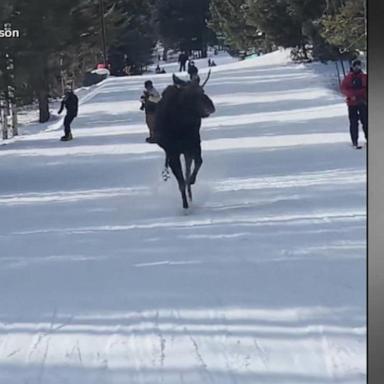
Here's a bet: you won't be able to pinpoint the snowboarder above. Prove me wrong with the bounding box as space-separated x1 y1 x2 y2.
58 85 78 141
140 80 161 143
178 52 188 72
340 59 367 149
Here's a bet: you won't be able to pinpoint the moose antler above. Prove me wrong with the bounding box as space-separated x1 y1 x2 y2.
201 69 212 88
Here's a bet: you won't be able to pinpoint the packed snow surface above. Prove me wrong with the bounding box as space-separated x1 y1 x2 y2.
0 50 366 383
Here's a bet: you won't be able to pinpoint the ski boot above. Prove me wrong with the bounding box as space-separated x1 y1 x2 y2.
61 132 73 142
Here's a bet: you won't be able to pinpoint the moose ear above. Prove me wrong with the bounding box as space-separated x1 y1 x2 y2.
172 74 187 87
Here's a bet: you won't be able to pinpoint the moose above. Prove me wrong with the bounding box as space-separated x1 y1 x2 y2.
154 71 215 209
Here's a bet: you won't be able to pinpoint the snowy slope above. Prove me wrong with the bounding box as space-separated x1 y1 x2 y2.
0 50 366 384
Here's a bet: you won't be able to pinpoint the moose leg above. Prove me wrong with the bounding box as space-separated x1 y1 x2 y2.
189 145 203 185
168 154 188 209
184 153 193 201
162 154 170 181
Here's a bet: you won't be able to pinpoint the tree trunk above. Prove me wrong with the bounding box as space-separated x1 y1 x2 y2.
162 47 168 62
264 38 273 53
201 45 208 58
30 55 51 123
301 42 308 60
335 61 341 87
1 100 8 140
38 89 50 123
340 59 346 76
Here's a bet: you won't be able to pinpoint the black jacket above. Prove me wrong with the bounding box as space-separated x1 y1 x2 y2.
59 92 79 116
188 64 198 77
178 53 188 64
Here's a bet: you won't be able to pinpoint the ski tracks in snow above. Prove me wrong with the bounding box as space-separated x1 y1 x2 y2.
0 50 366 383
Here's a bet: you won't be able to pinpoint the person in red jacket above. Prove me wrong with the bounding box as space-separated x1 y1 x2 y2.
340 59 367 149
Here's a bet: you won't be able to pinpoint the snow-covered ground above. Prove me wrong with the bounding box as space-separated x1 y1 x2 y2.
149 50 237 74
0 50 366 383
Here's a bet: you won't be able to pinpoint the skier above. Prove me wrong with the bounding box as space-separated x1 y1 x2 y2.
178 52 188 72
340 59 367 149
140 80 161 143
58 85 78 141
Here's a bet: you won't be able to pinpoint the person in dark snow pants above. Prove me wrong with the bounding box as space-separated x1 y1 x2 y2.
340 59 367 149
178 52 188 72
58 86 78 141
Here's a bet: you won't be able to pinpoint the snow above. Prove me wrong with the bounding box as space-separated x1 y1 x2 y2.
0 49 366 383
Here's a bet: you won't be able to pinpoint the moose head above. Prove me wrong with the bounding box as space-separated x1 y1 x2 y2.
172 70 215 118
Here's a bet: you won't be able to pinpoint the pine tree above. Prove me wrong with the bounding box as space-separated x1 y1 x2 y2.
0 0 158 121
321 0 366 55
154 0 214 57
107 0 157 75
4 0 97 121
247 0 302 49
209 0 259 53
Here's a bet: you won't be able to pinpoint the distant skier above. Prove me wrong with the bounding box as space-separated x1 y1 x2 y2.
58 85 78 141
340 59 367 149
140 80 161 143
155 65 167 74
178 52 188 72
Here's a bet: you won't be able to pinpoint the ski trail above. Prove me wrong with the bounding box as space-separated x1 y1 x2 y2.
154 311 167 383
186 329 215 384
215 310 242 384
253 339 270 369
36 338 50 384
0 50 366 383
6 348 21 358
129 311 148 384
76 340 83 366
321 329 336 381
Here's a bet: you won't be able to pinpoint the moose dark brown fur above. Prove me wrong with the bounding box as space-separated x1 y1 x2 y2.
154 72 215 209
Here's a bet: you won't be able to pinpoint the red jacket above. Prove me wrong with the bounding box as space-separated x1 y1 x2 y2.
340 70 367 106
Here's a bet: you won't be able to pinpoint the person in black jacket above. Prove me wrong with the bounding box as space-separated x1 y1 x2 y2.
178 52 188 72
58 85 78 141
187 61 199 81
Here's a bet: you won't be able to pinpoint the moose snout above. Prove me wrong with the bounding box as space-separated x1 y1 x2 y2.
205 102 216 117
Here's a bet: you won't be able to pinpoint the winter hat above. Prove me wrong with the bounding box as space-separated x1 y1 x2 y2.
352 59 362 67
